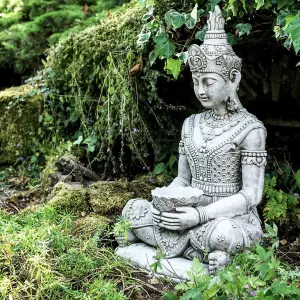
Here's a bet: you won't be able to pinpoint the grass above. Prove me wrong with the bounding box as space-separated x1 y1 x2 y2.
0 205 135 299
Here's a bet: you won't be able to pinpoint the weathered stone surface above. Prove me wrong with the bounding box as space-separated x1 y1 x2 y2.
0 85 42 164
116 243 208 281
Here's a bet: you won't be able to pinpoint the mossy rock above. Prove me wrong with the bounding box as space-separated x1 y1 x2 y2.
88 181 135 215
72 214 110 238
47 175 173 216
0 85 42 164
128 174 173 199
47 182 90 214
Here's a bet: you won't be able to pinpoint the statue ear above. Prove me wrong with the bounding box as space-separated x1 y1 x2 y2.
229 69 241 84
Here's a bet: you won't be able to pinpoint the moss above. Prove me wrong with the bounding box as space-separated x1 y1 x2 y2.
72 214 110 238
0 85 42 164
47 182 90 213
88 181 135 215
46 175 173 216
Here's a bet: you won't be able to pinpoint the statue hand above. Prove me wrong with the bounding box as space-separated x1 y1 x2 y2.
160 207 200 231
150 203 161 225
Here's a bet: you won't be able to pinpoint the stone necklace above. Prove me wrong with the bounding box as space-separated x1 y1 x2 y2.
198 108 248 153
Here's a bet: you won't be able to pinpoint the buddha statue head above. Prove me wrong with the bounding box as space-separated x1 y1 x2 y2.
188 6 242 112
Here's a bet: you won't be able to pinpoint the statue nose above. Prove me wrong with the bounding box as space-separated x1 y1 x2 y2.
198 84 206 96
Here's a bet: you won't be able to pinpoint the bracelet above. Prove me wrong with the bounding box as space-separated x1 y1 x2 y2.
195 206 209 224
238 189 252 213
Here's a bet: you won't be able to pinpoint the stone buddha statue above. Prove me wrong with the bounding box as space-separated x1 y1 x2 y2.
116 6 267 275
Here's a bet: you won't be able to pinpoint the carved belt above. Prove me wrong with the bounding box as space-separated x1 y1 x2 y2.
191 178 241 197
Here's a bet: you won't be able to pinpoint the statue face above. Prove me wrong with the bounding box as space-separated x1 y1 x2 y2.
192 73 232 109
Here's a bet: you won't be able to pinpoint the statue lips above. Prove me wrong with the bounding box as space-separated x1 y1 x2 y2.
199 97 209 102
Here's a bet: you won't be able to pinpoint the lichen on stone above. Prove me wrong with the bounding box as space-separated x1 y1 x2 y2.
0 85 42 164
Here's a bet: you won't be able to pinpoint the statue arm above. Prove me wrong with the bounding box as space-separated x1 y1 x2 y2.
169 154 192 187
169 118 192 188
202 128 267 220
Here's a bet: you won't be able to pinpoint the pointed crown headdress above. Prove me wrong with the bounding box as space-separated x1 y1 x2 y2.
188 6 242 81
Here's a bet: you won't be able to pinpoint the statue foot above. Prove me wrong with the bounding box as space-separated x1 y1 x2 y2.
208 250 231 274
183 247 203 261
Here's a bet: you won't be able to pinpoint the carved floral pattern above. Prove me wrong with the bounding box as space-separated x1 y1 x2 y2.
217 234 225 242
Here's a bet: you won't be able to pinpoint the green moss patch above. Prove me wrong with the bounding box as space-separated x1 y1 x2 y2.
47 182 90 213
0 85 42 164
47 175 172 216
88 181 135 215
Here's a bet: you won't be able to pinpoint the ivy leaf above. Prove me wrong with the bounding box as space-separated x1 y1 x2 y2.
236 23 252 37
149 50 157 65
137 32 151 47
185 13 197 29
227 32 237 45
165 10 173 30
191 4 198 21
73 135 83 145
154 162 167 174
163 293 179 300
155 39 175 58
240 0 246 10
168 155 177 169
277 0 294 10
142 7 154 21
209 0 221 11
153 32 168 44
195 25 208 41
176 51 188 64
296 62 300 67
169 11 186 29
255 0 265 10
182 288 203 300
285 16 300 53
164 59 182 79
83 136 97 153
283 38 292 50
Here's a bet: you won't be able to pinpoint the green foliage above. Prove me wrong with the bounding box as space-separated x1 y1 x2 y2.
113 216 132 238
0 0 131 84
138 0 300 80
22 2 180 178
263 163 300 223
150 248 167 272
0 205 134 299
164 226 300 299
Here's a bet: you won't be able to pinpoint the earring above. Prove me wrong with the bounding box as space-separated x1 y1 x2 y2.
226 97 238 111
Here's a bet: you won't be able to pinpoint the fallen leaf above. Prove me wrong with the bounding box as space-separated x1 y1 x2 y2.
280 239 287 245
129 56 143 76
82 4 89 14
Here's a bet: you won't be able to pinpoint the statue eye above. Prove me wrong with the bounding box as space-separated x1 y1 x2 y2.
206 79 216 86
193 79 199 85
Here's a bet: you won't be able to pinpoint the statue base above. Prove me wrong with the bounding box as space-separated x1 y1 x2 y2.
116 243 208 281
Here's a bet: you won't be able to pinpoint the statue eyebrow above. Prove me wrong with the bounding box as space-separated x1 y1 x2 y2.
193 74 218 80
